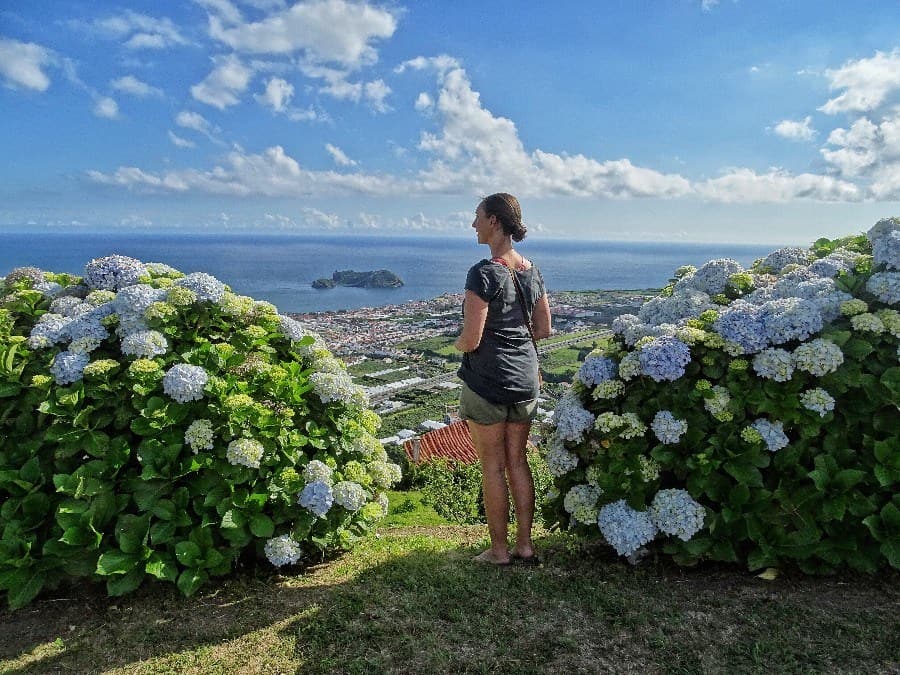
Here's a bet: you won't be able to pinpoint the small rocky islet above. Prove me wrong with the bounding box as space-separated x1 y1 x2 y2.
313 269 404 289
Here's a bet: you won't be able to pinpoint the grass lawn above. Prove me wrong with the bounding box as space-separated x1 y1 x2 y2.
2 518 898 674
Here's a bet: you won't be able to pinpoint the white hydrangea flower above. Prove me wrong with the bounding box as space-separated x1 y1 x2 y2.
226 438 264 469
333 481 367 512
264 534 302 567
303 459 334 485
184 419 215 453
564 484 602 525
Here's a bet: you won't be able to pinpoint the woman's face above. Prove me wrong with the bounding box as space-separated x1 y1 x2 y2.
472 203 495 244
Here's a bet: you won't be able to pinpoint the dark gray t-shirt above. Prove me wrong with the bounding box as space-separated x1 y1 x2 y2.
457 259 545 405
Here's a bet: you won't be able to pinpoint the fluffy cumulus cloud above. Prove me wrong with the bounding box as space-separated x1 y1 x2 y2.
325 143 357 167
82 10 189 50
773 116 816 141
820 49 900 115
191 55 253 108
111 75 163 98
298 63 390 111
413 65 691 198
205 0 397 68
0 37 53 91
815 50 900 199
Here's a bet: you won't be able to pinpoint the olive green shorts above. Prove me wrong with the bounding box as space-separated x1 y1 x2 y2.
458 382 538 426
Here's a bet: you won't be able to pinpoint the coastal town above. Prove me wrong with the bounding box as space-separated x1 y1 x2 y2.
288 288 656 448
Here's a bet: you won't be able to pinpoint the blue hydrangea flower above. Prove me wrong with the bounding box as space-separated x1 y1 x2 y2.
49 350 90 385
299 480 334 517
872 229 900 271
808 249 863 277
649 489 705 541
650 410 688 444
759 247 810 273
545 433 579 477
759 298 823 346
113 284 167 318
638 336 691 382
867 272 900 305
121 330 169 358
714 300 768 354
63 312 110 345
751 418 789 452
49 296 88 317
552 391 595 443
674 258 744 295
638 289 715 326
162 364 209 403
576 355 618 387
264 534 302 567
83 255 148 291
175 272 226 303
800 388 835 417
752 348 794 382
28 313 72 349
597 500 658 557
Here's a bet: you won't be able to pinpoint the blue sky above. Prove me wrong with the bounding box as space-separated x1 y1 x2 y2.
1 0 899 243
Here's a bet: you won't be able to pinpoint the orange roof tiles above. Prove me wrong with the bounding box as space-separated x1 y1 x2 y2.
404 420 479 464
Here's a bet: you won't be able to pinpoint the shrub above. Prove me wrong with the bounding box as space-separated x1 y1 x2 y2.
420 449 553 526
0 256 401 609
543 219 900 573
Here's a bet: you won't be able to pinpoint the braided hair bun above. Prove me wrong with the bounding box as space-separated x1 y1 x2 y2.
481 193 527 242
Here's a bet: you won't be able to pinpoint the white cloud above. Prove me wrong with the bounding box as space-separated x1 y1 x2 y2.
191 55 253 108
88 11 189 50
820 49 900 114
206 0 397 68
772 116 816 141
111 75 163 98
299 63 389 111
395 55 460 75
93 97 120 119
255 76 293 111
415 92 433 112
0 37 53 91
298 207 343 228
413 66 691 198
820 112 900 197
364 79 390 112
325 143 357 166
88 145 401 196
194 0 244 25
695 168 861 202
168 130 196 148
701 0 720 10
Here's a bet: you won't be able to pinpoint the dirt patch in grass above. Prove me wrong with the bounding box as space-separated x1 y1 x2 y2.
2 527 898 674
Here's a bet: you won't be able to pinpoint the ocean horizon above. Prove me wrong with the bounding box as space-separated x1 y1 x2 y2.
1 230 779 313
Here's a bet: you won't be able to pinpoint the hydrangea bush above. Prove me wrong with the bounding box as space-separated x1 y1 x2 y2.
0 255 400 609
544 219 900 573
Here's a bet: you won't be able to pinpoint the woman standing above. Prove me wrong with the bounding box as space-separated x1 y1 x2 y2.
454 193 552 565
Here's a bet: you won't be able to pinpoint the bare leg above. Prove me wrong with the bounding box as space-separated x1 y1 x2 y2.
505 421 535 558
467 420 511 563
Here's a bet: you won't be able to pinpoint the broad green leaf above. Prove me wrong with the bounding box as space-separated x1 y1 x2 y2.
107 567 145 596
97 550 142 576
115 514 150 554
723 461 763 487
145 553 178 582
175 540 202 567
6 570 44 610
177 568 207 597
249 513 274 538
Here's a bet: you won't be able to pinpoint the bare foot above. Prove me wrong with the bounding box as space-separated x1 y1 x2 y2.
473 549 511 566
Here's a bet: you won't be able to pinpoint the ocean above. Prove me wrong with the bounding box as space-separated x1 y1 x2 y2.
0 231 777 314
